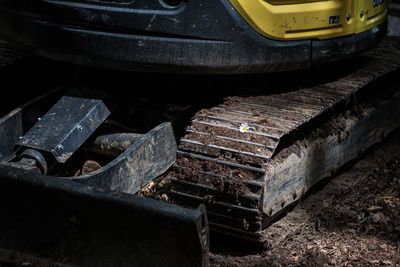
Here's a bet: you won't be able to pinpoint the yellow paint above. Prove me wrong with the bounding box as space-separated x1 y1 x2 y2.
229 0 387 40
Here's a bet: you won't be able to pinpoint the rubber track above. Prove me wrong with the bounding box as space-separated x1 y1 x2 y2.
168 37 400 241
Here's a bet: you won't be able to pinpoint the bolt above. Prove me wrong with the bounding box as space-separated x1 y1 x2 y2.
77 125 83 131
57 144 64 150
37 117 42 121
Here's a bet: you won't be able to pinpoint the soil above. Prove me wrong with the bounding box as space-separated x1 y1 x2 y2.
210 129 400 267
137 174 173 202
173 156 252 198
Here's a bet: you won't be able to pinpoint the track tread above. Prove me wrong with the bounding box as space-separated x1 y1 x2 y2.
168 37 400 241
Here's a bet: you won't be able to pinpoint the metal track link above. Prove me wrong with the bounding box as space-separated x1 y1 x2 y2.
167 37 400 241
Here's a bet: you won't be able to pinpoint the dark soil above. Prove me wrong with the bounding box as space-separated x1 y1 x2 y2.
210 129 400 267
173 156 252 198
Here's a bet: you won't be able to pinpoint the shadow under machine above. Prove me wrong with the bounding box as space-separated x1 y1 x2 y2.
0 0 395 266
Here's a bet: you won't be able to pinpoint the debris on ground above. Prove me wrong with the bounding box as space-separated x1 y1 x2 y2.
211 130 400 266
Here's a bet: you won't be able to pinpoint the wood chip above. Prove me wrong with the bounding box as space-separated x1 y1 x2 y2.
82 160 102 175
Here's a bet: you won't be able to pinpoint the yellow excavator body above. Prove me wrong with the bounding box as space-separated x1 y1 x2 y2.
229 0 387 40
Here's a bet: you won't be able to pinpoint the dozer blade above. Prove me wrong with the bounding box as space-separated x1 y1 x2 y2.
0 166 209 266
0 85 209 266
167 37 400 242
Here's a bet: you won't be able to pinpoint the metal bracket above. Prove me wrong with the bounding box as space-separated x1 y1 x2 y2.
16 96 110 163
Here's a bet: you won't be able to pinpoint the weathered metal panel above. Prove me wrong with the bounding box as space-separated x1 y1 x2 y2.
16 96 110 163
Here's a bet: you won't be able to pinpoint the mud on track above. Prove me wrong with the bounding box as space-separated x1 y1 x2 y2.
210 129 400 266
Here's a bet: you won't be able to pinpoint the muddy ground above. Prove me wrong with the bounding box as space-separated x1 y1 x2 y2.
210 129 400 267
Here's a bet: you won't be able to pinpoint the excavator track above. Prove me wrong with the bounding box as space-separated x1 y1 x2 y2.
167 37 400 242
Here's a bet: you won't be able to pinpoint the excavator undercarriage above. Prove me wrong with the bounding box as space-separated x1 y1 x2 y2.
0 36 399 265
0 1 399 265
154 36 400 243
